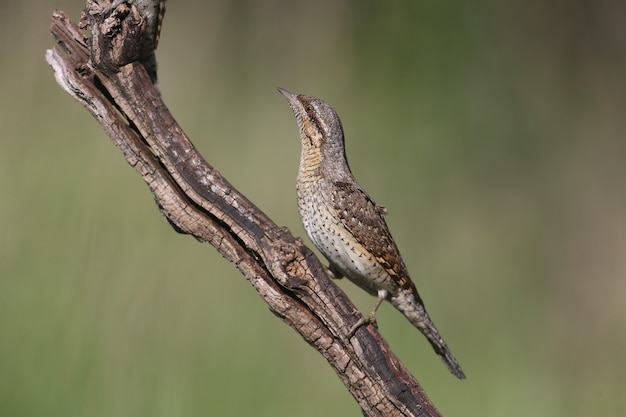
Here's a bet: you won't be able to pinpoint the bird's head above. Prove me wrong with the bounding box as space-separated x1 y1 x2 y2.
278 87 349 175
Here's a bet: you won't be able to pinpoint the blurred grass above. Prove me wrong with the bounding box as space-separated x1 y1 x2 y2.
1 0 626 416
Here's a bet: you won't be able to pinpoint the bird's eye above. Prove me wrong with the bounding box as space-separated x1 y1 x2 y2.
305 104 314 114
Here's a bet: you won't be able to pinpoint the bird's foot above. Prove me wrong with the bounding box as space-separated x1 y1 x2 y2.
348 289 387 337
348 312 378 337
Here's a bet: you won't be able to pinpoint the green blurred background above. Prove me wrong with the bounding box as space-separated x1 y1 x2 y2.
2 0 625 416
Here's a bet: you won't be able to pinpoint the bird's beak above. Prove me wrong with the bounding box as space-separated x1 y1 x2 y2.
277 87 299 109
278 87 306 133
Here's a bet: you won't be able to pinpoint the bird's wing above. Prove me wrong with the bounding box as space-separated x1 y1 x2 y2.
331 181 419 297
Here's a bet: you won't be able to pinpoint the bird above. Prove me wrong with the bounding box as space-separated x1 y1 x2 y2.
278 87 465 379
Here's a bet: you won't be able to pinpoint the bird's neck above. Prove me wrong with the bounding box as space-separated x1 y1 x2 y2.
298 145 353 185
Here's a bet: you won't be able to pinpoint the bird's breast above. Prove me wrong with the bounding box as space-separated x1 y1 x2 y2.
296 178 394 295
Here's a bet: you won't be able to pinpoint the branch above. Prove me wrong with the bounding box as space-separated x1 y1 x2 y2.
45 3 444 416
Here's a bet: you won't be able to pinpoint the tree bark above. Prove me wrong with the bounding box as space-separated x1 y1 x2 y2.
45 3 445 416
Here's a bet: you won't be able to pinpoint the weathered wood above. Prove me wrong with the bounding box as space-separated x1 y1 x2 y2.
45 3 445 415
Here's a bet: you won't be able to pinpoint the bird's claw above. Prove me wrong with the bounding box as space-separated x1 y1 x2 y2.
348 313 378 337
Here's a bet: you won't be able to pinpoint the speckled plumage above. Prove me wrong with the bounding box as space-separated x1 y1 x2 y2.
279 88 465 379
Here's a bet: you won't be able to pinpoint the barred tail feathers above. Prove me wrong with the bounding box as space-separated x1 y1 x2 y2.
390 291 466 379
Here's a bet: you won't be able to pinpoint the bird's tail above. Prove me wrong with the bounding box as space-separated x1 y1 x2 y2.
390 291 466 379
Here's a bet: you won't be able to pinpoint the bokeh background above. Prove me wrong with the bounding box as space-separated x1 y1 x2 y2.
2 0 625 416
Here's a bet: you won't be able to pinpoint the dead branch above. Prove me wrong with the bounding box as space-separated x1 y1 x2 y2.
45 2 444 415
